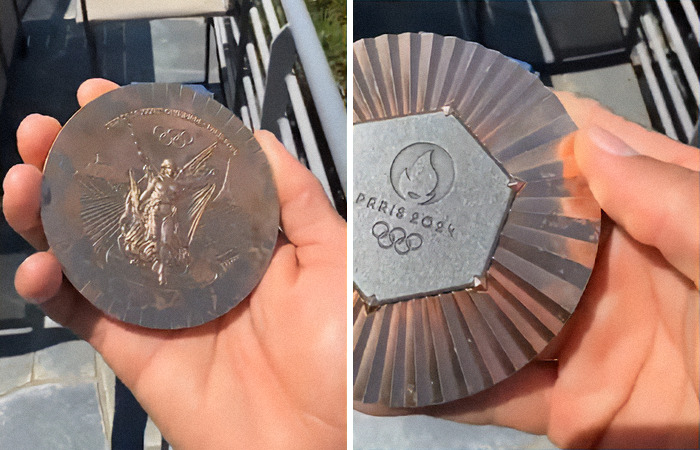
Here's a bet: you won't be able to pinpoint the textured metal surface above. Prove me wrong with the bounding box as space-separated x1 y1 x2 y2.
353 33 600 407
42 83 279 330
354 112 514 304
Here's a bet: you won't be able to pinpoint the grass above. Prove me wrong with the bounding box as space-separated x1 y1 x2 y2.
255 0 347 101
304 0 347 101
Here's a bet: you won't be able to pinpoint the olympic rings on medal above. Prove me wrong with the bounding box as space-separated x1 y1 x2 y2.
371 221 423 255
153 126 194 148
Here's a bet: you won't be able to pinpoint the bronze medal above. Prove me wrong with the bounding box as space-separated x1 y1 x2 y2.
42 84 279 329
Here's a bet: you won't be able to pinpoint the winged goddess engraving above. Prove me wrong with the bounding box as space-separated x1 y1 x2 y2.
118 142 218 285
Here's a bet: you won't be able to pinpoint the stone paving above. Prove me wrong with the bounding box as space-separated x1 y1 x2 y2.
0 210 119 448
0 341 113 449
0 324 165 449
354 411 558 449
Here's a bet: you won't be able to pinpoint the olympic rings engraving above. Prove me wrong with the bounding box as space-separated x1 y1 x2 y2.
371 221 423 255
153 126 194 148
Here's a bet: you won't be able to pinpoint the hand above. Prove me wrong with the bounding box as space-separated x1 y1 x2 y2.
358 92 699 449
2 79 347 449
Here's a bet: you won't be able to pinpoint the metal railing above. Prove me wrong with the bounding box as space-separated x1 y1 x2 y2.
213 0 347 208
632 0 699 144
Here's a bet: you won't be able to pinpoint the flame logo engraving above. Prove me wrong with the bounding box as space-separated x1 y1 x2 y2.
390 143 455 205
397 150 438 202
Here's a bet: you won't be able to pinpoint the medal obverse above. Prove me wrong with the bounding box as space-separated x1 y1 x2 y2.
353 34 601 407
42 84 279 329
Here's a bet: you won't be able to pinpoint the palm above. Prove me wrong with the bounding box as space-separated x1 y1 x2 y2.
71 229 344 447
397 220 698 449
545 93 700 447
544 220 698 448
91 231 346 449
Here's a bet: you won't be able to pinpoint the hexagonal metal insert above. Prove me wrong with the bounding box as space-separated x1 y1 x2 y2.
353 111 515 305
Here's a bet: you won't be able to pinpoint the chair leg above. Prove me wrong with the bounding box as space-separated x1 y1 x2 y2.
80 0 100 77
204 17 212 85
112 377 148 449
233 0 252 111
0 34 7 75
11 0 27 58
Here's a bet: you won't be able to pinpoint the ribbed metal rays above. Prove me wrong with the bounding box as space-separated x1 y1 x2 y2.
353 33 601 407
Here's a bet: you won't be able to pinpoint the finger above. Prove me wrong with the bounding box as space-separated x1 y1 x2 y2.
254 130 345 254
28 262 180 392
15 249 165 382
12 242 103 342
13 251 107 346
14 251 63 303
16 114 62 170
36 277 117 354
574 126 700 286
2 164 48 250
547 228 659 448
556 91 700 171
77 78 119 107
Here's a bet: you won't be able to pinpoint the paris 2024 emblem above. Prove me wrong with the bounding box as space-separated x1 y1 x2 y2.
390 142 455 205
368 142 456 256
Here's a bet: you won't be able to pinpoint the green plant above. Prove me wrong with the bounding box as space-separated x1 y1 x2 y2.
256 0 347 101
304 0 346 101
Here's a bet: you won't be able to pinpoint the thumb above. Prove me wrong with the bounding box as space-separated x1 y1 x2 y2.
253 130 345 253
574 126 699 286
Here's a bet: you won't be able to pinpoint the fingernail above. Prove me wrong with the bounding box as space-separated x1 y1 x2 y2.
22 113 50 123
587 126 639 156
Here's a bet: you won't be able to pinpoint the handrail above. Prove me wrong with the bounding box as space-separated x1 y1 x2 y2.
279 0 347 193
